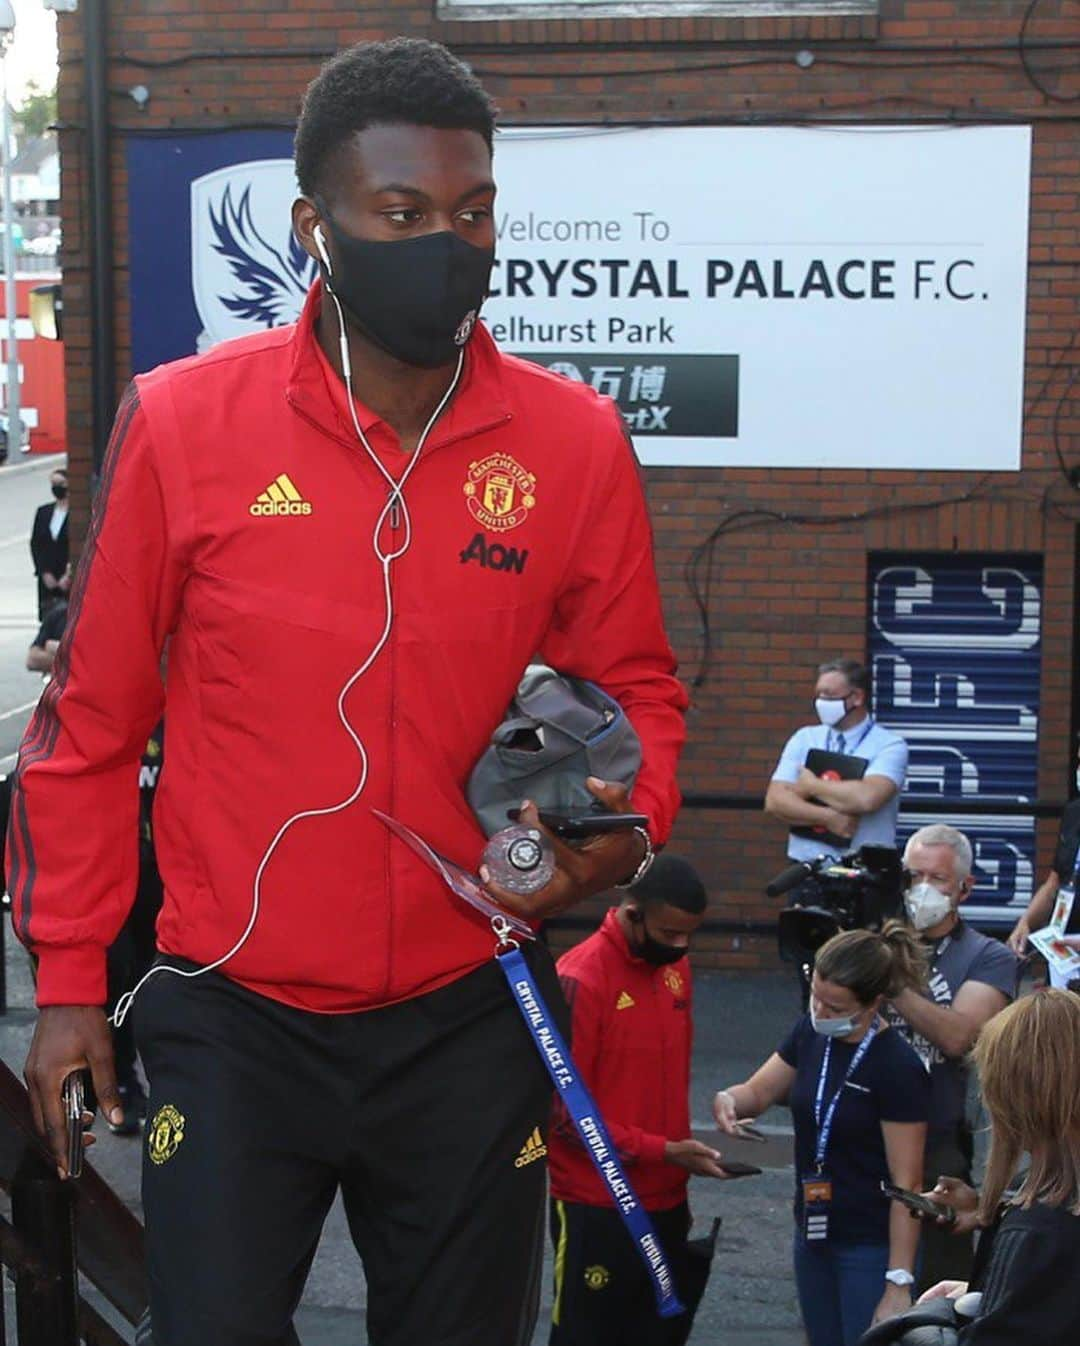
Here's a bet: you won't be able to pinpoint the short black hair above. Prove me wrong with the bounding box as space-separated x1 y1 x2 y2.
627 854 707 916
294 38 498 199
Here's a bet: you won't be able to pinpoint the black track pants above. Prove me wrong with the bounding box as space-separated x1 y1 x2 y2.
548 1200 695 1346
135 947 564 1346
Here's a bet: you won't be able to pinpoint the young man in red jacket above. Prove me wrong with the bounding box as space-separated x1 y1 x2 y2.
9 39 687 1346
548 856 726 1345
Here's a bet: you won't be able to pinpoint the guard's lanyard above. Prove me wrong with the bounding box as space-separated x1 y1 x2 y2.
812 1021 879 1173
494 927 686 1320
829 716 874 755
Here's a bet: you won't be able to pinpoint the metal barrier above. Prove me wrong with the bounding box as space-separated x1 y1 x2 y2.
0 1060 146 1344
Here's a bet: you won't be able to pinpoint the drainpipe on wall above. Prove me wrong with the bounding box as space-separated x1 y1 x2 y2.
85 0 114 482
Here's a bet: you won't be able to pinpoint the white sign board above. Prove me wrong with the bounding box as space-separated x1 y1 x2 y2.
486 125 1031 470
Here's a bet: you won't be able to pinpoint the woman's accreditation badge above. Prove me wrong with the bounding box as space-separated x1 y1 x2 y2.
803 1176 833 1242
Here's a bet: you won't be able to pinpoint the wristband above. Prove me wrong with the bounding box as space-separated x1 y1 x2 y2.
615 826 655 888
884 1269 915 1288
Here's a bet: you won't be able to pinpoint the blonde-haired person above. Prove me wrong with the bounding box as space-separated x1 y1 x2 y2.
714 924 931 1346
919 989 1080 1342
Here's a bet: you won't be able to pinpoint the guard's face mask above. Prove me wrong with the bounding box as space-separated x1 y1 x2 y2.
815 696 850 728
51 483 67 501
315 202 494 369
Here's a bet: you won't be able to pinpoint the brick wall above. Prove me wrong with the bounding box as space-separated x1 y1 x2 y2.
55 1 1079 966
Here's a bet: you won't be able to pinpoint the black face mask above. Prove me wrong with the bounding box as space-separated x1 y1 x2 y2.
629 910 686 967
316 205 495 369
51 484 67 501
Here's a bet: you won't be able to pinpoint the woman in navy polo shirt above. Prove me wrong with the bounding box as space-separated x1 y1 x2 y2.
714 925 931 1346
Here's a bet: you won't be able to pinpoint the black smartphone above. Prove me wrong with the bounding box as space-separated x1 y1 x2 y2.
718 1160 762 1178
881 1181 956 1226
61 1070 87 1179
506 809 650 838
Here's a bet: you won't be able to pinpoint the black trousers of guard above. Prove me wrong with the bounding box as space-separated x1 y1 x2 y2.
135 946 563 1346
548 1200 698 1346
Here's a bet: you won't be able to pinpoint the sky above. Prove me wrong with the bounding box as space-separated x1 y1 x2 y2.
5 0 58 107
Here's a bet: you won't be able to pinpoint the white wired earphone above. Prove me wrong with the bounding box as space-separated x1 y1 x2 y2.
112 225 465 1028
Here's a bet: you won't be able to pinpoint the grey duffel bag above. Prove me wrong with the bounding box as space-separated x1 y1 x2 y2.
467 663 641 838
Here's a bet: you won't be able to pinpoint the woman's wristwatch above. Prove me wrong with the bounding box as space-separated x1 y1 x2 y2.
884 1269 915 1288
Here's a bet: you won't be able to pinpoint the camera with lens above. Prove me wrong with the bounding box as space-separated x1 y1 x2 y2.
768 845 905 982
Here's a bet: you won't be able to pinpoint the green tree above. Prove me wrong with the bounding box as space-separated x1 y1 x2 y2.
16 81 57 143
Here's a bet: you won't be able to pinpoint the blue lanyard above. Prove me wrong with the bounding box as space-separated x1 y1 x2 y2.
829 717 874 755
496 943 686 1320
812 1022 879 1172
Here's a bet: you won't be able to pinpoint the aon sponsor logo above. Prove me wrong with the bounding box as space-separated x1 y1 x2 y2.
459 532 529 574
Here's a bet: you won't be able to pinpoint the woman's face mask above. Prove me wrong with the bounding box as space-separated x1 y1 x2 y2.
810 1006 859 1039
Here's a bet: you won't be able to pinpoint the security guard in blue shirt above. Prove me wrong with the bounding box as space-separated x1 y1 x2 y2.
765 658 908 865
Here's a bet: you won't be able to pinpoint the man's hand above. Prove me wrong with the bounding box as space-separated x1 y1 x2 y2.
664 1139 734 1179
24 1006 124 1178
872 1283 913 1325
794 766 821 799
822 807 857 840
480 777 645 920
42 572 58 591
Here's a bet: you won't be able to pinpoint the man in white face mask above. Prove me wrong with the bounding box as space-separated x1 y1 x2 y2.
766 659 908 867
884 824 1019 1294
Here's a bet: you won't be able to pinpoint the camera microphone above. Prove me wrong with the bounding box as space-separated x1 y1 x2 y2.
766 861 815 899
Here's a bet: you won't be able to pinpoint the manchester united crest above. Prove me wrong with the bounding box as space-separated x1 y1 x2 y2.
463 453 536 533
148 1104 186 1166
663 967 685 997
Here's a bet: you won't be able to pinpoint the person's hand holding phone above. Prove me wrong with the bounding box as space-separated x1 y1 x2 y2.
62 1071 93 1180
922 1176 982 1235
712 1089 741 1135
24 1005 123 1178
481 778 646 920
664 1138 761 1180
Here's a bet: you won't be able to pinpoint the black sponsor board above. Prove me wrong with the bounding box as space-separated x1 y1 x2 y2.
519 353 739 438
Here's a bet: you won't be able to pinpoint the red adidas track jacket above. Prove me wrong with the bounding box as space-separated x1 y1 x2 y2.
8 284 687 1012
548 908 693 1211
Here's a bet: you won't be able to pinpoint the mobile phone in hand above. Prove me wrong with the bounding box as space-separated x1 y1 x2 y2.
881 1180 956 1226
718 1160 762 1178
506 809 650 838
61 1070 87 1179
